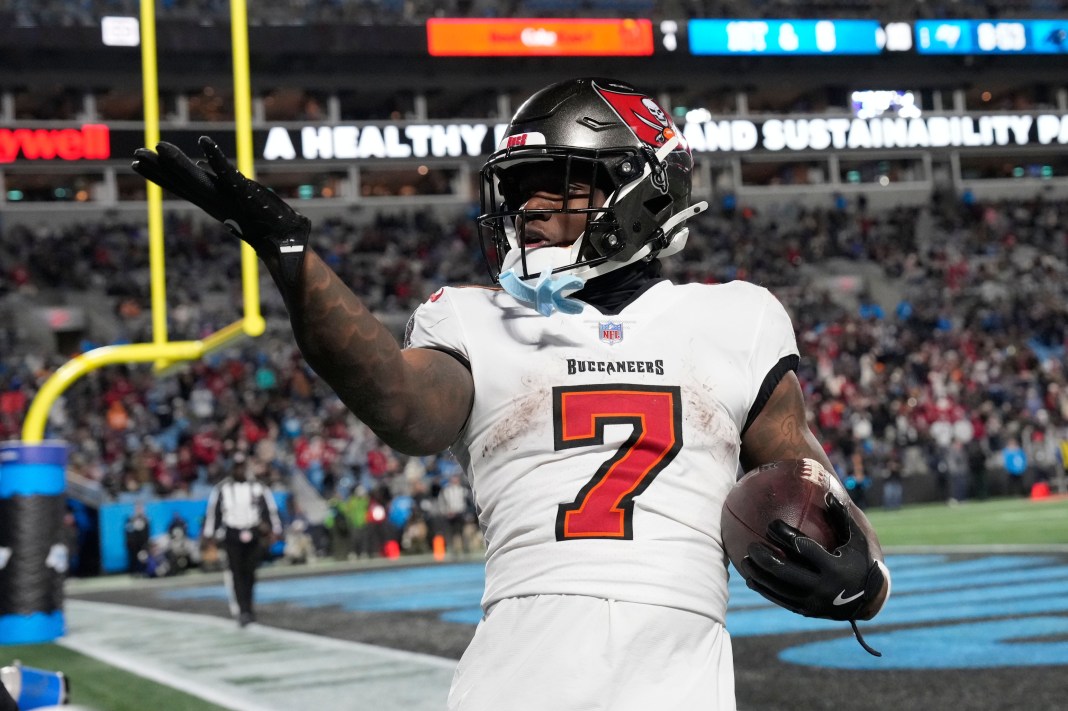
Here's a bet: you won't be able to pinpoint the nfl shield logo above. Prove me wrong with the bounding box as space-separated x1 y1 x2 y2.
599 322 623 345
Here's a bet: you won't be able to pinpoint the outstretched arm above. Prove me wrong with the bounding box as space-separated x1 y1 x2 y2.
132 137 473 455
287 251 473 454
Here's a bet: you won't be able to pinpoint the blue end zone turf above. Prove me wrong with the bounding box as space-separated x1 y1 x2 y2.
163 555 1068 671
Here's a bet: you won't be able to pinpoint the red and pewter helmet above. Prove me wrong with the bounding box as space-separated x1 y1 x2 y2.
478 77 706 284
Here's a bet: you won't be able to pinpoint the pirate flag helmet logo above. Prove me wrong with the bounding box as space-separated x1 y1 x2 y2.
592 82 688 152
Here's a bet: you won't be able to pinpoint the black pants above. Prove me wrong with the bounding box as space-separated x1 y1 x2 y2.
223 528 262 618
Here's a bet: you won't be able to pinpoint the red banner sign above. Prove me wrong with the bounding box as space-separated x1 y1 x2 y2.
0 124 111 163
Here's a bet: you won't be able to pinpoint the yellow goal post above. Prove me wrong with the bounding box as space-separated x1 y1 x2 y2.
22 0 264 443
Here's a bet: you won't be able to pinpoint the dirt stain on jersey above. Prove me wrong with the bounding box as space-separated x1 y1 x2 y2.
480 386 548 458
684 383 740 469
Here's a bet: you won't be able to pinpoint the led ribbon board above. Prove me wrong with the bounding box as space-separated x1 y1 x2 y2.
688 19 884 55
426 18 653 56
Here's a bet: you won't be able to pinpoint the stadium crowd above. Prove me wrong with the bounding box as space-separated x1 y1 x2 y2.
1 0 1051 28
2 191 1067 565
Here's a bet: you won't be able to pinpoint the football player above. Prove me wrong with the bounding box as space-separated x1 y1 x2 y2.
133 77 889 711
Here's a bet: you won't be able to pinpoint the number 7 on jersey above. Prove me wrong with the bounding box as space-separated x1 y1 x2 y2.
553 385 683 540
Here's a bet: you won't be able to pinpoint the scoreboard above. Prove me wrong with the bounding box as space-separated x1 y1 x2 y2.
687 19 893 55
915 20 1068 55
684 18 1068 57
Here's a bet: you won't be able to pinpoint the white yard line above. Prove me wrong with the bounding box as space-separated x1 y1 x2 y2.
60 600 456 711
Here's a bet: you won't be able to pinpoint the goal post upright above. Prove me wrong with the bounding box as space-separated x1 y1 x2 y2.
20 0 265 443
152 0 265 372
229 0 268 345
140 0 168 364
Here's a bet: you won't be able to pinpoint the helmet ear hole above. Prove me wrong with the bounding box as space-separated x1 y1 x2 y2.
643 193 672 220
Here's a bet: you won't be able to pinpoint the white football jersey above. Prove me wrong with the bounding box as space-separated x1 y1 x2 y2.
405 279 798 623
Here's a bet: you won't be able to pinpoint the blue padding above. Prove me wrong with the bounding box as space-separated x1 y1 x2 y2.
0 443 67 498
0 464 66 498
0 611 65 645
0 442 67 468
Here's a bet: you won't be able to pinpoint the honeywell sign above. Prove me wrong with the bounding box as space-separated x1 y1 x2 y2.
0 124 110 162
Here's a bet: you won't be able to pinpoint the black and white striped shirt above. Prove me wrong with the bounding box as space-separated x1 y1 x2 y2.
203 478 282 539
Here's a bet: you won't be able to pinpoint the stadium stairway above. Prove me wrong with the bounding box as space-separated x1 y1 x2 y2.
61 599 456 711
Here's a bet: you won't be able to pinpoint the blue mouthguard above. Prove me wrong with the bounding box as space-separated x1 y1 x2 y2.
499 268 585 317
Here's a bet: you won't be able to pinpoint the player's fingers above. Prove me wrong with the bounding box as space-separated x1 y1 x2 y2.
154 141 221 195
131 149 163 180
745 541 784 569
134 143 232 223
824 492 853 541
765 519 807 552
791 534 836 563
132 153 201 203
200 136 242 186
745 576 805 615
156 141 199 171
746 543 817 590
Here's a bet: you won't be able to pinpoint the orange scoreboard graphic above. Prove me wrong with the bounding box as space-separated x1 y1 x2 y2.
427 18 654 57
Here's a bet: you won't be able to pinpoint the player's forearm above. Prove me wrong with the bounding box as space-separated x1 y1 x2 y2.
739 372 834 472
280 252 411 428
276 252 467 454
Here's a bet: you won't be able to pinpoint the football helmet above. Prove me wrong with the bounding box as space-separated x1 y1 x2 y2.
478 78 706 301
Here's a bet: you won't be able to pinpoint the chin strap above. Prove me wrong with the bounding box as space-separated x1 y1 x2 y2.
499 268 585 316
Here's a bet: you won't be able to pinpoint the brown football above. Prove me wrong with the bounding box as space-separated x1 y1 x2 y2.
721 458 848 581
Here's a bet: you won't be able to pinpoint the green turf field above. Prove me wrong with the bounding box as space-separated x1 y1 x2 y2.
865 494 1068 546
1 643 229 711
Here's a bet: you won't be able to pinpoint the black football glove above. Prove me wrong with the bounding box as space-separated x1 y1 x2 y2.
744 492 889 656
131 136 310 287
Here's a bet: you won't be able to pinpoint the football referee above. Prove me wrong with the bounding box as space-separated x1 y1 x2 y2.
203 452 282 627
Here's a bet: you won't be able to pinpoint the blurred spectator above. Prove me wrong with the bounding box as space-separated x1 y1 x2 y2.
945 441 969 504
123 502 150 575
343 486 370 558
439 473 472 556
283 509 315 565
966 439 989 501
1002 438 1028 497
324 493 352 561
881 458 903 511
167 511 197 573
364 485 392 558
